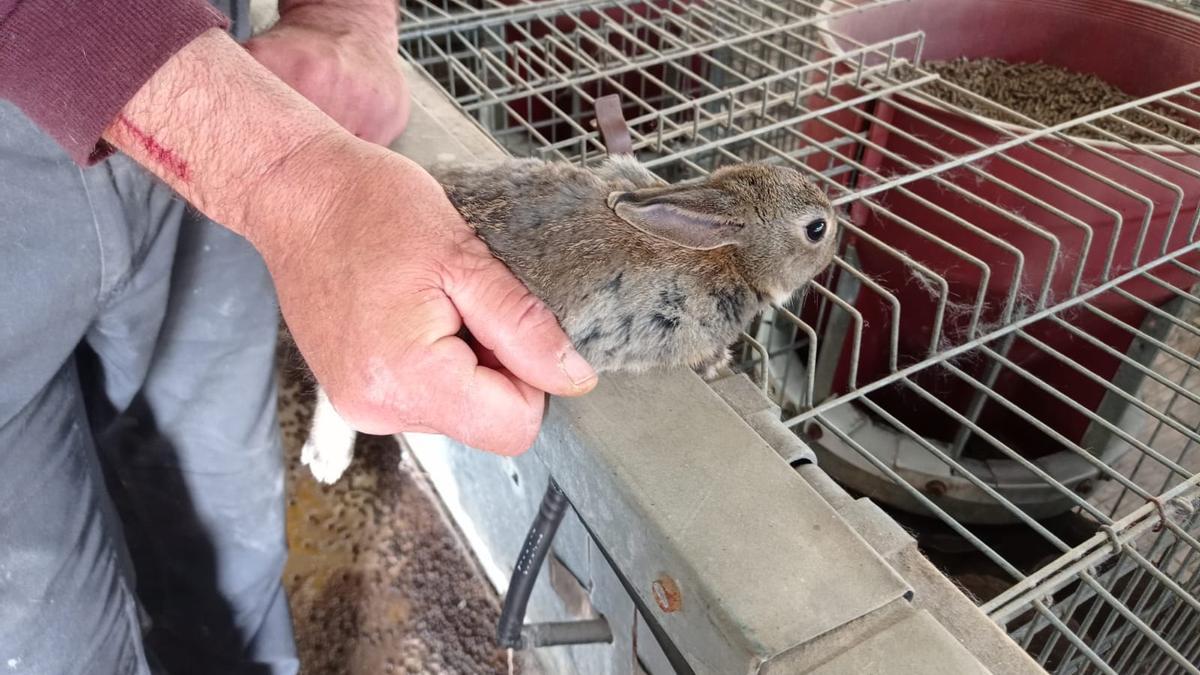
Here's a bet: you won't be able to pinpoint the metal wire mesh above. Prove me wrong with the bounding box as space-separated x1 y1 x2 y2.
399 0 1200 671
399 0 559 31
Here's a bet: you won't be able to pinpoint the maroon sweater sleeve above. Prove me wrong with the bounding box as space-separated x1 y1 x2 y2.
0 0 229 166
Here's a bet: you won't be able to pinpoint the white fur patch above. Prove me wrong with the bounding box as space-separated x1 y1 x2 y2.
301 387 358 484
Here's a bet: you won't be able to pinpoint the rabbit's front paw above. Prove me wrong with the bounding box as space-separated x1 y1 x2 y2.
696 349 732 381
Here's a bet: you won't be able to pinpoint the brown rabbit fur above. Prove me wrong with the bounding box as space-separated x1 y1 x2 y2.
431 155 838 376
299 155 837 484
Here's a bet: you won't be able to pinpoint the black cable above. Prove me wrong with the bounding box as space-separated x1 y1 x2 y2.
575 511 697 675
497 477 571 649
496 477 692 672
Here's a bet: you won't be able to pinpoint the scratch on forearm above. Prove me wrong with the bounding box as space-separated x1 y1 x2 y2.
115 114 191 182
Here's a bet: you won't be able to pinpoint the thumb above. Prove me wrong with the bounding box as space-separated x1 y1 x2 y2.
446 247 597 397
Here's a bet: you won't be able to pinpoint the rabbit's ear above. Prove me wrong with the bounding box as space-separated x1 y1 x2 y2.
607 187 742 251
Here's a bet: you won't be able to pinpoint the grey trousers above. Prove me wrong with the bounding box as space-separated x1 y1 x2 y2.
0 99 298 675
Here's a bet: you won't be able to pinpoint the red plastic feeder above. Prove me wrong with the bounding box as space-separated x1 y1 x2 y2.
813 0 1200 465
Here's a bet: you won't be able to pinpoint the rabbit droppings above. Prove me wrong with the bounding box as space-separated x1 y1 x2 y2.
301 156 838 484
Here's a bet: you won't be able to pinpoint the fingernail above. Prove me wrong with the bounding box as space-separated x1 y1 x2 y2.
560 349 597 388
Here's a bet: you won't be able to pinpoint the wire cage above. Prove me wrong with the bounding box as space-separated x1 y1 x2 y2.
399 0 1200 672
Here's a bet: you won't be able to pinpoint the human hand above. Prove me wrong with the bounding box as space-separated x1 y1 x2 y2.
245 3 410 145
106 27 584 454
250 136 598 455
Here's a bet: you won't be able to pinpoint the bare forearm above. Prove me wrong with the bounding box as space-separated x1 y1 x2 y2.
0 0 228 165
101 27 357 243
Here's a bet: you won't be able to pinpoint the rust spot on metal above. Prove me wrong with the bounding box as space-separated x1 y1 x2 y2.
805 423 823 441
925 480 948 497
652 575 682 613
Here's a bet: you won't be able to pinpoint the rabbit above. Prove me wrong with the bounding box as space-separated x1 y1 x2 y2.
299 155 837 484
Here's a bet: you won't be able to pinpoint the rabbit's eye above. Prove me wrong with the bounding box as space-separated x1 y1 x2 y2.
805 218 827 243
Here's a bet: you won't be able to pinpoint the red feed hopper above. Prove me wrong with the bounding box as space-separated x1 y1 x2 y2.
811 0 1200 462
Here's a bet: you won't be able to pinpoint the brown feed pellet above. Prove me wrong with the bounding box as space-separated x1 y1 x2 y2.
911 57 1199 145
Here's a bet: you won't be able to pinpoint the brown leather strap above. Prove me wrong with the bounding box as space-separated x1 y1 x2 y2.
594 94 634 157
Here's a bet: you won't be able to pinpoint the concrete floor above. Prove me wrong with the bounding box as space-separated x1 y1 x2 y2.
274 337 535 675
